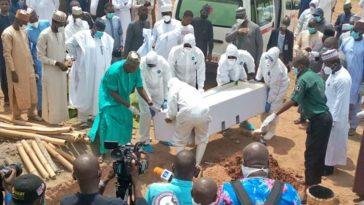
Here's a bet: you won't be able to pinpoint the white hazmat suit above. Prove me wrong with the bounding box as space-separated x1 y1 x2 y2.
216 44 255 85
168 34 205 91
256 47 290 140
325 66 352 166
152 4 181 46
295 0 319 37
166 78 210 165
138 51 171 144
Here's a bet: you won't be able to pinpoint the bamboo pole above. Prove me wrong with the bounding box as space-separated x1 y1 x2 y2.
35 137 60 174
31 140 56 179
43 142 73 172
0 114 46 127
0 122 72 135
21 140 49 179
0 128 66 145
48 143 75 163
16 143 39 176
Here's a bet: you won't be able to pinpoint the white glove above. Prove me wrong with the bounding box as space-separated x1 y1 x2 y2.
129 106 140 115
261 113 277 132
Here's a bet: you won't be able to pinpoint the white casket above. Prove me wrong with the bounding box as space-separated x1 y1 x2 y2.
153 81 267 143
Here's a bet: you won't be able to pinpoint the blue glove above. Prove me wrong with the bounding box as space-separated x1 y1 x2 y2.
161 99 167 110
265 102 271 113
149 108 156 117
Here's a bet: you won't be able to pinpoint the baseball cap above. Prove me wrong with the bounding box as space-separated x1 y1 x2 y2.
12 174 46 204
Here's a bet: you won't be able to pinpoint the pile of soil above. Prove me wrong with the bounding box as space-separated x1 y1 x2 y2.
221 153 305 191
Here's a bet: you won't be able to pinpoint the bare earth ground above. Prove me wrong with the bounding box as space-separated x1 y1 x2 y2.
0 0 362 204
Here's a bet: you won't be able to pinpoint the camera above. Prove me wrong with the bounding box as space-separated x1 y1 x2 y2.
0 163 22 190
104 141 148 203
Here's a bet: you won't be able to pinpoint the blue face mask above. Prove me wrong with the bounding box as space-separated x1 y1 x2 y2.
94 31 104 39
106 12 114 19
308 27 317 34
314 16 322 23
351 30 361 40
293 67 299 76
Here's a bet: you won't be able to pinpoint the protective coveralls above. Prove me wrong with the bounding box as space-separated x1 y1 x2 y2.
138 51 171 145
155 23 194 59
216 44 255 85
152 3 181 44
256 47 290 140
167 78 210 165
168 34 205 91
295 0 319 37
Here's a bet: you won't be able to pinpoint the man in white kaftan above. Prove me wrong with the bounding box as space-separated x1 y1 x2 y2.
318 0 337 23
27 0 59 22
66 20 114 125
37 11 69 125
322 49 351 175
65 6 89 40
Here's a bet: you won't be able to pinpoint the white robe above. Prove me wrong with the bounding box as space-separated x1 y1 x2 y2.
37 28 68 124
325 67 352 166
65 16 90 41
27 0 59 22
318 0 337 23
113 0 133 43
67 30 114 117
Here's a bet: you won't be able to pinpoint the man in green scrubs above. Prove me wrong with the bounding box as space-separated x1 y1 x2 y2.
89 51 153 155
261 52 332 202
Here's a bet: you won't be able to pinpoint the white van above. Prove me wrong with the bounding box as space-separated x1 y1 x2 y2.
173 0 300 57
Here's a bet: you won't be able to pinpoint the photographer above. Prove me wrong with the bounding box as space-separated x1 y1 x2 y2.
11 174 46 205
1 166 17 205
61 154 146 205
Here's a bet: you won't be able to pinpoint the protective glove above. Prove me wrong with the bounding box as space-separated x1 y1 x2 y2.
261 113 277 132
128 106 140 115
265 102 271 113
161 99 167 110
149 108 156 117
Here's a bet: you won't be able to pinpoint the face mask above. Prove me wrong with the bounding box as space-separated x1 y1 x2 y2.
94 31 104 39
227 59 236 66
293 67 299 76
163 15 171 23
310 6 315 13
236 18 244 24
183 47 192 53
57 26 65 33
140 14 148 21
75 18 83 26
21 25 27 30
314 16 322 23
30 21 39 28
351 30 361 40
323 66 332 75
106 12 114 19
265 57 274 67
241 165 269 178
201 14 208 19
308 27 317 34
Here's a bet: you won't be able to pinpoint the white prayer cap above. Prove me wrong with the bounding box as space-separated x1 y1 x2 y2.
72 6 83 15
160 4 172 13
52 10 67 22
342 23 353 31
344 0 351 5
225 44 238 57
321 49 339 61
146 51 158 65
183 33 196 47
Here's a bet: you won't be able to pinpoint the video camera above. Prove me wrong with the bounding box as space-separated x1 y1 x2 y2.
104 141 148 203
0 163 22 191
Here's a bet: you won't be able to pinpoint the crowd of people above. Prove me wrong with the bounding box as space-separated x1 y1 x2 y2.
0 0 363 204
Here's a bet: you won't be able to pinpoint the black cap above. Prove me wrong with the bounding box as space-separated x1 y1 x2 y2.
12 174 46 204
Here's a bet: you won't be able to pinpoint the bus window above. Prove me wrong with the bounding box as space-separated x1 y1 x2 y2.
250 0 274 26
286 0 300 10
175 0 242 28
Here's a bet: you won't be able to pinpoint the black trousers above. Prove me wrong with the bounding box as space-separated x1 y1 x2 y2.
305 111 332 186
0 56 8 103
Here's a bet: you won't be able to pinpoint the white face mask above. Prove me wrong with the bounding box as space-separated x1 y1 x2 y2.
58 26 65 33
236 18 244 24
323 66 332 75
183 47 193 53
163 15 171 23
227 59 236 66
265 58 273 68
310 6 315 13
21 25 27 30
30 21 39 28
75 18 83 26
241 165 269 178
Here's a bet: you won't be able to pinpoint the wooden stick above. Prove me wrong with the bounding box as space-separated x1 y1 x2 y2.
35 137 60 174
43 142 73 172
16 143 39 176
31 140 56 179
21 140 49 179
0 122 72 135
0 114 46 127
48 143 75 163
0 128 66 145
